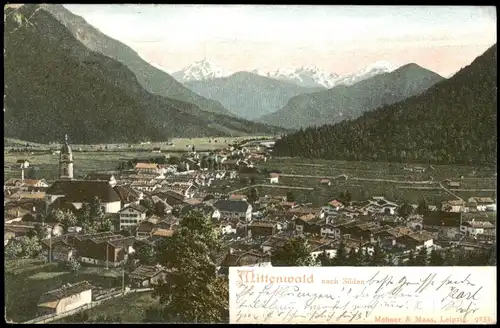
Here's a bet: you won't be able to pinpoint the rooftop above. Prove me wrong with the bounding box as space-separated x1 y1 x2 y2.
39 281 92 306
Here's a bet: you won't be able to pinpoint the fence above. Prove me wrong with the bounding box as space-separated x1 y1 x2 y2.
22 288 153 324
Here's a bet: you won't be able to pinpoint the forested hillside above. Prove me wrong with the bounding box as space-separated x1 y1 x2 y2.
274 44 497 166
4 5 286 143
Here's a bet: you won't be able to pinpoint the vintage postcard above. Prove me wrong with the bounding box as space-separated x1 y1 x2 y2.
4 4 496 324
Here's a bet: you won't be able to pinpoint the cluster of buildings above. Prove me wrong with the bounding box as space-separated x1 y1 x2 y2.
4 136 496 318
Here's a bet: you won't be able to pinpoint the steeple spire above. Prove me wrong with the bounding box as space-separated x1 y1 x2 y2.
64 134 68 144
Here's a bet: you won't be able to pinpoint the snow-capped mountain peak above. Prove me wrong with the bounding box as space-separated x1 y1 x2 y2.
172 59 232 83
334 60 400 86
358 60 398 76
251 65 339 89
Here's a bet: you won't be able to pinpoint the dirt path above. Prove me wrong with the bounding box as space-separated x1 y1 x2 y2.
227 184 314 195
279 173 436 185
439 183 464 201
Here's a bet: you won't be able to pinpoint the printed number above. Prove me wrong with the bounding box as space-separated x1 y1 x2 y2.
475 317 494 323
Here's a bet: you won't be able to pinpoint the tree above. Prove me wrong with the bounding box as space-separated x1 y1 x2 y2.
398 202 414 219
415 246 429 266
140 198 155 215
5 241 23 259
16 236 43 258
416 199 430 216
357 248 371 266
28 223 47 240
96 216 115 232
346 247 359 266
68 258 81 275
167 156 181 165
370 243 387 266
135 245 157 265
81 220 98 234
332 242 347 265
250 176 256 185
406 249 416 266
78 203 93 226
89 196 105 220
286 191 295 202
53 209 78 228
429 249 445 266
317 250 332 266
154 201 168 216
247 187 259 203
151 210 228 323
339 190 352 204
271 237 316 267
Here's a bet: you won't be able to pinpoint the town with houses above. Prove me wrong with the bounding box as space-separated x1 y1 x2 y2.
4 136 497 323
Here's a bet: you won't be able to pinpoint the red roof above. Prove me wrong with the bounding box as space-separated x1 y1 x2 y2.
270 173 280 178
320 179 330 183
329 200 343 207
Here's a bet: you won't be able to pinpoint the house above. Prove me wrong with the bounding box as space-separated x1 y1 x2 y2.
229 194 247 201
413 166 426 173
128 265 170 288
293 214 322 235
341 222 381 241
130 181 160 193
320 224 340 239
37 281 92 316
307 238 339 261
135 163 159 174
460 219 495 236
467 197 496 212
446 181 461 189
151 147 162 153
396 231 435 251
319 179 331 186
423 212 462 239
17 159 30 168
113 185 143 207
219 249 272 275
164 183 197 199
119 203 148 231
45 180 122 214
327 200 344 211
441 199 465 213
84 173 117 187
74 232 135 267
212 200 252 222
248 221 278 238
269 173 279 184
367 197 399 215
5 178 50 190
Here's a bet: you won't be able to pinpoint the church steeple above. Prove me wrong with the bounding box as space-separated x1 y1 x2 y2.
59 134 74 179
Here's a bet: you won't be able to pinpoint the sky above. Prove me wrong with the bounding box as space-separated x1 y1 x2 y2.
64 5 497 76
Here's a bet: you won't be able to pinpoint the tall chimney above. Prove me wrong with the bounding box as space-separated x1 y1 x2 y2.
21 168 24 181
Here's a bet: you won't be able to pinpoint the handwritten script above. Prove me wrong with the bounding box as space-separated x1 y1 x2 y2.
229 267 496 324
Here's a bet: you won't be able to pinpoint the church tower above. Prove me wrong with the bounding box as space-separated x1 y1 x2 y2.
59 134 74 179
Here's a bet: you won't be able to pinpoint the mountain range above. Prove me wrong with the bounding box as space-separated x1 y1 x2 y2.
273 44 497 165
4 4 286 143
259 63 444 129
171 59 399 89
184 72 324 119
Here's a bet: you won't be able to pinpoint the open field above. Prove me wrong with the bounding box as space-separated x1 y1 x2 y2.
4 137 272 181
5 259 122 322
5 136 271 152
244 158 496 206
54 291 157 323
